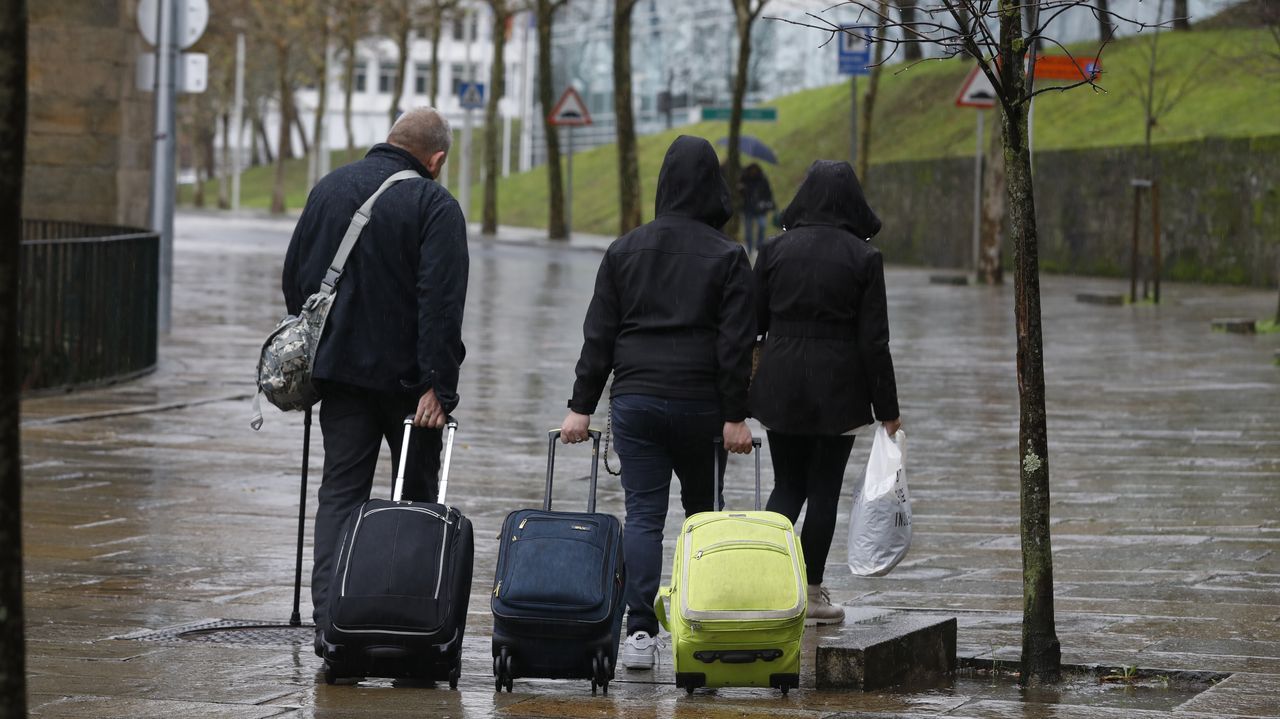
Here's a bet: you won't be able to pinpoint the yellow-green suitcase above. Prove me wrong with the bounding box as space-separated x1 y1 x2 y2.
656 439 807 695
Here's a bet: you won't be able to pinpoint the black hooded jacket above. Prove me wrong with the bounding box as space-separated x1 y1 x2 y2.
749 160 898 434
568 136 756 421
282 143 468 410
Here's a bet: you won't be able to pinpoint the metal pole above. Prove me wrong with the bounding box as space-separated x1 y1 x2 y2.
1129 183 1141 304
231 32 244 212
519 12 533 173
459 8 475 218
849 75 857 169
502 110 512 177
566 125 573 238
971 110 984 279
1152 180 1161 304
150 0 179 334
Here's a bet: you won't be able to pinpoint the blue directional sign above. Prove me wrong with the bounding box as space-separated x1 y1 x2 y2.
459 81 485 109
838 25 873 76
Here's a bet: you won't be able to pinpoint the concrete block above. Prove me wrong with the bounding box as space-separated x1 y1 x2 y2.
1076 292 1125 306
816 608 957 691
1211 318 1257 334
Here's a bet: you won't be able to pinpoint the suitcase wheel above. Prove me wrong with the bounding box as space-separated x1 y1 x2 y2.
590 652 611 695
494 646 514 693
448 655 461 690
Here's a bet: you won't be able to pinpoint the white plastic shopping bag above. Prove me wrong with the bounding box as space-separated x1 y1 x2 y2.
847 424 911 576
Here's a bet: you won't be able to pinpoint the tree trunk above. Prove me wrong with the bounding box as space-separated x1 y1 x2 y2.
856 2 887 182
979 108 1004 285
0 2 26 714
1095 0 1114 41
613 0 642 235
1172 0 1189 30
429 11 443 107
293 111 310 158
897 0 922 61
725 11 754 241
998 0 1060 685
537 0 567 239
312 20 330 185
389 2 410 128
343 35 357 159
482 2 508 235
272 42 291 214
218 111 230 209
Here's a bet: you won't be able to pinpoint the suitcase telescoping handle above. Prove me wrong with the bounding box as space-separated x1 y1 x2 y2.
393 415 459 503
545 429 602 513
712 436 764 511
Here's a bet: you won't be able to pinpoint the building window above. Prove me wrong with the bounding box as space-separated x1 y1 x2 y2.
354 62 368 93
451 14 479 41
378 62 397 94
451 62 479 97
414 63 432 95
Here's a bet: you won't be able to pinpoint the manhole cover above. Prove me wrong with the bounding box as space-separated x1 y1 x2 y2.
123 619 315 646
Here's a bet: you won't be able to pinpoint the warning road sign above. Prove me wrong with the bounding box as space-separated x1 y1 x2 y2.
459 82 485 110
548 87 592 127
955 66 997 109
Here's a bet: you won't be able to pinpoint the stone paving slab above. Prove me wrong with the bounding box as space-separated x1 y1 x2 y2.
17 212 1280 717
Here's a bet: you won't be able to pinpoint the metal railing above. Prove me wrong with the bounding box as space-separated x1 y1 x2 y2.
20 220 159 393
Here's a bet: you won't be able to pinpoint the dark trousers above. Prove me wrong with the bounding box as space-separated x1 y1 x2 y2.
611 394 726 636
311 383 442 630
764 431 855 586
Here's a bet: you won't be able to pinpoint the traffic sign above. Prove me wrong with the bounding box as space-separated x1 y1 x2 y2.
136 51 208 93
137 0 209 49
548 87 592 127
955 66 997 109
1034 55 1101 81
459 81 485 110
838 25 873 76
700 107 777 122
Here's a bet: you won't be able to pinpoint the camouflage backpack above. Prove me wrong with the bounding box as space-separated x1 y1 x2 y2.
250 169 421 429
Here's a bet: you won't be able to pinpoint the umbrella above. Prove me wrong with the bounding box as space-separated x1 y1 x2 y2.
716 135 779 165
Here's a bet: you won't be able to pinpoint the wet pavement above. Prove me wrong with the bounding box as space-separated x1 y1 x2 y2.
19 210 1280 717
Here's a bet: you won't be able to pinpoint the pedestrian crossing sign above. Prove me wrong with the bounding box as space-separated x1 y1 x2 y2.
459 82 485 110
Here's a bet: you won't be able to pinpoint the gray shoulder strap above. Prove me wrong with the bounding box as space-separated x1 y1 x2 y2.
320 169 422 294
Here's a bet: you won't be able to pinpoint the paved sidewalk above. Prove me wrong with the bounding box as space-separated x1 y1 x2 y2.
17 211 1280 717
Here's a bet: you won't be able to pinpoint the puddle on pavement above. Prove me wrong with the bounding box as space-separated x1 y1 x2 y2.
944 668 1214 711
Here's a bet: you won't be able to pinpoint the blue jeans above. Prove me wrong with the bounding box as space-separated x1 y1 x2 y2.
743 214 767 255
610 394 727 635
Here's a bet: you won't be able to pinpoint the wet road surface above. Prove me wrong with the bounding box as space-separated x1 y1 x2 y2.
19 211 1280 717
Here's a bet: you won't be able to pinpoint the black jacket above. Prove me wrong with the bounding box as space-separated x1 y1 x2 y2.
748 160 898 434
282 144 468 410
740 168 774 216
569 136 756 421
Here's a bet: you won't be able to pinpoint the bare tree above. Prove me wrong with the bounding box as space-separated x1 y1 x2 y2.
1172 0 1189 30
613 0 643 235
1129 0 1208 167
894 0 922 59
1095 0 1113 41
249 0 312 213
424 0 462 107
336 0 375 159
383 0 424 128
482 0 516 234
856 0 889 181
0 1 25 714
725 0 771 240
308 2 335 186
536 0 570 239
777 0 1160 684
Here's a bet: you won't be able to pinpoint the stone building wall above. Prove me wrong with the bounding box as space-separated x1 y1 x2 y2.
24 1 153 228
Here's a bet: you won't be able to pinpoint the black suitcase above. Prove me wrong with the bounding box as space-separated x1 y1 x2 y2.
491 430 625 694
320 416 473 686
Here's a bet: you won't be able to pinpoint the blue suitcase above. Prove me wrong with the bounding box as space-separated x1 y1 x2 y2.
490 430 625 694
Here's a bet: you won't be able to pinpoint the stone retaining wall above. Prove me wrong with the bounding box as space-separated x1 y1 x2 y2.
866 135 1280 287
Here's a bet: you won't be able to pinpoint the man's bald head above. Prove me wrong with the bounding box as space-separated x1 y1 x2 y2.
387 107 452 174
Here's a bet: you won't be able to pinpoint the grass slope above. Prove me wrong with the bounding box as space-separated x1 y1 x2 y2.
214 27 1280 235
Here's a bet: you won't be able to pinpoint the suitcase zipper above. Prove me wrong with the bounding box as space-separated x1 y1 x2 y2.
433 519 449 599
695 539 788 559
340 505 452 598
494 580 501 597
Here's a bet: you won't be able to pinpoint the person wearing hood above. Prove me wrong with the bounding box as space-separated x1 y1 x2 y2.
749 160 902 626
560 135 756 670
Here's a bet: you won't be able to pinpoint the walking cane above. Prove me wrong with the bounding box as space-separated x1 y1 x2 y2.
290 407 312 627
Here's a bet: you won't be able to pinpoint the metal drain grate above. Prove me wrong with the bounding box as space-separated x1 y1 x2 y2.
122 619 316 647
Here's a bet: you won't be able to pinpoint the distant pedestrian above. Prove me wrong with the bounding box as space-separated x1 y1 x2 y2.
281 107 469 652
748 160 901 625
560 135 756 670
739 163 775 256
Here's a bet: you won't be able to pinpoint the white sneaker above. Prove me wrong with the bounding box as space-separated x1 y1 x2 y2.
620 631 658 670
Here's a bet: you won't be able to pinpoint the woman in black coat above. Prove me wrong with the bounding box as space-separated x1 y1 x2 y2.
748 160 902 625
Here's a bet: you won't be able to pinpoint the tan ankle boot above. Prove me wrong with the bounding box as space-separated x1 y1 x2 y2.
806 584 845 626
